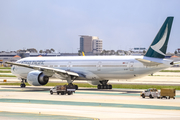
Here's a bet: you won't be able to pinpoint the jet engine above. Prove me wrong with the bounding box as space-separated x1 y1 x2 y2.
27 70 49 86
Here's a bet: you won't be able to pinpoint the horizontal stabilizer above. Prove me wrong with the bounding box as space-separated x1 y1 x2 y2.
136 58 162 66
173 61 180 65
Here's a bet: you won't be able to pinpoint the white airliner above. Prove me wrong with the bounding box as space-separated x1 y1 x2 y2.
6 17 174 89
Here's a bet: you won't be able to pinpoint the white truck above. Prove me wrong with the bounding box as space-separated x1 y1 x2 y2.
50 85 76 95
141 88 160 98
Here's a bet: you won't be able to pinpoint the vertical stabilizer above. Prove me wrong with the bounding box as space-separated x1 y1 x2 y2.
145 17 174 58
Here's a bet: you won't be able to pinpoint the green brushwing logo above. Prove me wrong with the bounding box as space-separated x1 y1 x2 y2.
145 17 173 58
150 24 168 56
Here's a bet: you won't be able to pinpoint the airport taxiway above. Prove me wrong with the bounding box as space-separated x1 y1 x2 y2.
0 85 180 120
0 67 180 119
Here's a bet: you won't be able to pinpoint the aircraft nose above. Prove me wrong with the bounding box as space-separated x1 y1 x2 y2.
11 65 15 73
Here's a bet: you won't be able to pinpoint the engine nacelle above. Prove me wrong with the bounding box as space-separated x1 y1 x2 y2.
27 70 49 86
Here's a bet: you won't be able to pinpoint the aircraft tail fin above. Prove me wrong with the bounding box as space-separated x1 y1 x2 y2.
82 52 85 56
145 17 174 58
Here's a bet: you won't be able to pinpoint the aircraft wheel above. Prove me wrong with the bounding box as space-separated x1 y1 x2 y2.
161 96 165 99
75 85 78 90
109 85 112 89
149 94 153 99
68 91 73 95
142 94 145 98
97 85 101 89
20 84 26 88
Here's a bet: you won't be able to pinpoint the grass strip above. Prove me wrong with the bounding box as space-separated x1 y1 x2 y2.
160 70 180 72
0 82 180 90
0 67 11 69
112 84 180 90
148 75 180 77
0 82 22 85
0 71 11 73
0 75 16 77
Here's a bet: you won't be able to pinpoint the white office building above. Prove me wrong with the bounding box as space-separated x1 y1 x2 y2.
80 35 103 54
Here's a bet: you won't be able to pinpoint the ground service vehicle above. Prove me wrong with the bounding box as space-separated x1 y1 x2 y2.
50 85 76 95
141 88 160 98
160 88 176 99
141 88 176 99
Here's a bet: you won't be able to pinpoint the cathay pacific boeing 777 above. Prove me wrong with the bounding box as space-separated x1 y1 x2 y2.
6 17 174 89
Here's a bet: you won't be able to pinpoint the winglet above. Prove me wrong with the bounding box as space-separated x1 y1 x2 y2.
145 17 174 58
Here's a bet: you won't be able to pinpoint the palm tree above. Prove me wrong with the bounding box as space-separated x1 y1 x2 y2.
78 50 81 56
39 50 43 53
174 50 178 54
50 48 55 53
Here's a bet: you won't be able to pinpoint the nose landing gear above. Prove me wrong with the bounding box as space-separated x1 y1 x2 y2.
20 79 26 88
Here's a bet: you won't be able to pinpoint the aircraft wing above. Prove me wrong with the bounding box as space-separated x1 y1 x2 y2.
135 58 162 66
5 62 79 78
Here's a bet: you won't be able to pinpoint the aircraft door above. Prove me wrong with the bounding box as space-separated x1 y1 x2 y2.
97 61 101 71
67 61 71 71
129 61 134 71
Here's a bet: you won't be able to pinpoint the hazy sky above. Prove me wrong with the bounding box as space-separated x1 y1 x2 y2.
0 0 180 53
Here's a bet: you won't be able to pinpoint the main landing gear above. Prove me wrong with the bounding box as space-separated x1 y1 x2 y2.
20 79 26 88
97 80 112 89
67 76 78 90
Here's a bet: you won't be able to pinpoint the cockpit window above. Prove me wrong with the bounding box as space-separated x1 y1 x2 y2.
12 66 15 71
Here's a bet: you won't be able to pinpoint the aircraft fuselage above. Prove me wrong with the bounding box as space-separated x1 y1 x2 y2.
11 56 172 81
